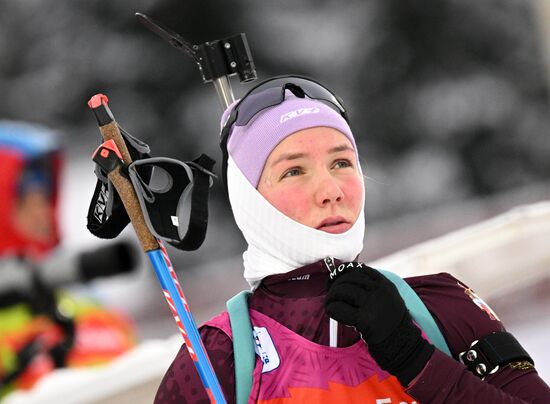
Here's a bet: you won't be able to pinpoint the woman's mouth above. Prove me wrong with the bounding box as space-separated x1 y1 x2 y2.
317 216 352 234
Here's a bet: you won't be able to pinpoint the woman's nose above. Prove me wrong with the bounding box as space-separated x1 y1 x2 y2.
315 174 344 206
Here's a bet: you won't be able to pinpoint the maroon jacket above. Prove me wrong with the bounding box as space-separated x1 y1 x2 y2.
155 261 550 403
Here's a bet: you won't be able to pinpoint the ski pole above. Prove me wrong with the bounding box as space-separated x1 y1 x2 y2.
87 94 226 404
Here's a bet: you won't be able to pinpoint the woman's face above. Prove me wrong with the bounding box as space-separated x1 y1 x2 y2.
14 188 55 242
257 127 363 234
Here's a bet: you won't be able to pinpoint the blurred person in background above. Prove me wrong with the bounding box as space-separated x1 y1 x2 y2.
0 122 61 259
0 121 137 398
155 76 550 403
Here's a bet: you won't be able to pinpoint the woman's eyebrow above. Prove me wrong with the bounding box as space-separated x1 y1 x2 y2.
272 152 306 166
329 144 354 154
272 145 354 166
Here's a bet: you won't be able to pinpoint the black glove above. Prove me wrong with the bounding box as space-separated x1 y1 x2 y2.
325 262 434 386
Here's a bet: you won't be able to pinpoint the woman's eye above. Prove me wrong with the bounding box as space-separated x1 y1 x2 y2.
334 159 352 169
282 168 302 179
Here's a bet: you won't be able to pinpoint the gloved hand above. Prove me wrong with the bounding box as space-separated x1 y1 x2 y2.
325 262 434 386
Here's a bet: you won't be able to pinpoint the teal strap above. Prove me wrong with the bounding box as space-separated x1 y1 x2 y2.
378 269 452 357
226 290 254 404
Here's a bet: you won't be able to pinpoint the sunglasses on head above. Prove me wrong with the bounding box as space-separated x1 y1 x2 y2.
219 75 349 190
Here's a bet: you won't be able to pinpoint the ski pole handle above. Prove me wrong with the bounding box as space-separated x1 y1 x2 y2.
87 94 158 252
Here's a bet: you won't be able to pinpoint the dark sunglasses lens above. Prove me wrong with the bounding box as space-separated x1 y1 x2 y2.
234 86 284 126
233 76 346 127
291 78 344 111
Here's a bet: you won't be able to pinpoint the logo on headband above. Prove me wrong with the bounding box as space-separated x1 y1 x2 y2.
280 107 320 123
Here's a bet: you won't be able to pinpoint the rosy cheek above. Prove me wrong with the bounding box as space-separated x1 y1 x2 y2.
343 177 364 216
267 186 310 224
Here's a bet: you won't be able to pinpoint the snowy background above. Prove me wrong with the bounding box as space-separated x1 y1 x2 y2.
1 0 549 388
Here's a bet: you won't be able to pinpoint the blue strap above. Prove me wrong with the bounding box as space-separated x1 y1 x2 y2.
226 290 254 404
378 269 452 357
